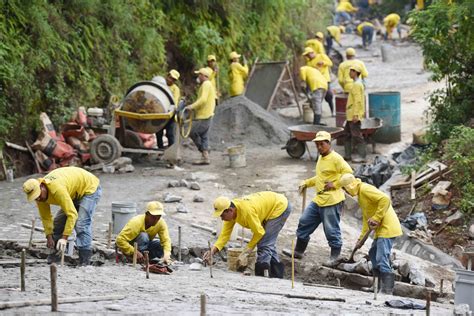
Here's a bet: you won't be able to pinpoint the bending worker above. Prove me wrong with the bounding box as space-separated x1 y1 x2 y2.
326 25 345 53
22 166 102 266
335 0 358 25
116 201 172 264
203 191 292 278
357 21 375 49
383 13 401 40
337 48 368 93
229 51 248 97
305 32 325 55
155 69 180 149
339 173 402 295
285 131 352 266
299 65 328 125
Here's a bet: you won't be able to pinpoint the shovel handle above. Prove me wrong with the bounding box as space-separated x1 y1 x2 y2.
301 187 307 213
349 229 372 261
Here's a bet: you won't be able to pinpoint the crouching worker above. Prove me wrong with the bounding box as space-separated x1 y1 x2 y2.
22 166 101 266
116 201 172 264
203 192 292 278
340 174 402 294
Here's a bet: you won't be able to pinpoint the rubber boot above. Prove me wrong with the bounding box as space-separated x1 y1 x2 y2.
78 249 93 266
293 239 309 259
380 272 395 295
313 115 327 126
344 141 352 161
255 262 270 277
269 258 285 279
192 150 210 165
362 268 380 292
352 143 367 163
323 247 341 267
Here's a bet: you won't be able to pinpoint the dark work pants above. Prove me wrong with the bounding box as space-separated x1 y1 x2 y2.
156 120 176 149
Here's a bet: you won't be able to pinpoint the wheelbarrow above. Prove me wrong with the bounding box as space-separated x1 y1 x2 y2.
360 117 383 154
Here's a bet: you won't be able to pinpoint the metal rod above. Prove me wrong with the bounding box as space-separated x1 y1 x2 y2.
178 226 182 262
107 222 112 249
208 241 213 278
291 239 295 289
132 242 138 267
200 293 206 316
373 277 378 300
50 263 58 312
20 249 26 291
144 251 149 279
28 219 35 249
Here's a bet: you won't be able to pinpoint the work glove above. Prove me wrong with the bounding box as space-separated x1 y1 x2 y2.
237 248 252 269
162 252 171 264
298 181 307 195
56 238 67 252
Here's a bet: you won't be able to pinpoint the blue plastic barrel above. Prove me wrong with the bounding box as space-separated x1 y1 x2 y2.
368 91 401 143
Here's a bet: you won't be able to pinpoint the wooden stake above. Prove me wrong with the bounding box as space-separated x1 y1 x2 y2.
410 170 416 200
20 249 26 291
60 249 65 267
28 219 35 249
107 222 112 249
426 290 431 316
302 187 307 213
132 242 138 267
178 226 182 262
208 241 213 278
291 239 295 289
373 277 378 300
200 293 206 316
144 251 149 279
240 226 244 248
50 263 58 312
439 279 444 296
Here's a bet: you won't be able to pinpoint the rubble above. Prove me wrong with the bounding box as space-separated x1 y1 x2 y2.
176 203 189 213
188 262 202 271
168 180 180 188
193 195 205 203
179 179 189 188
445 210 463 225
189 182 201 190
163 193 182 203
469 224 474 239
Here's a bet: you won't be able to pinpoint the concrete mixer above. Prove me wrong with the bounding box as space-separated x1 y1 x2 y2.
89 76 192 164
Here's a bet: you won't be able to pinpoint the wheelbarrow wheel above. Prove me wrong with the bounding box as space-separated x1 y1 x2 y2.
90 134 122 164
285 138 305 159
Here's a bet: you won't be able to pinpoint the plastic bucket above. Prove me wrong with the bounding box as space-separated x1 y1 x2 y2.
303 104 313 123
112 202 137 234
227 144 246 168
227 247 257 272
454 269 474 311
335 93 348 128
368 91 401 143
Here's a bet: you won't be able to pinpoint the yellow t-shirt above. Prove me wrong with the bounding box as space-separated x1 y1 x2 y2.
336 1 357 13
205 66 219 98
306 53 333 82
229 62 249 96
356 22 375 36
337 59 368 92
300 66 328 92
327 26 342 44
305 39 325 55
168 83 180 105
190 80 216 120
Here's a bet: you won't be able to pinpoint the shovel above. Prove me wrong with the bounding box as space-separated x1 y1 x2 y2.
337 229 373 264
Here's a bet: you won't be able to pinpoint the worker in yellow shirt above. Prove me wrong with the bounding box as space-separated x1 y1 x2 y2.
155 69 181 149
22 167 101 266
305 32 326 55
335 0 358 25
205 55 220 104
326 25 345 53
186 67 217 165
340 173 403 294
383 13 401 40
300 65 328 125
228 51 249 97
285 131 352 266
337 48 368 93
116 201 172 264
356 21 375 48
344 64 366 163
203 191 292 278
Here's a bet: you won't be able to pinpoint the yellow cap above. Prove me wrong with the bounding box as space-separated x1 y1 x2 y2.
229 51 241 59
316 32 324 39
213 196 231 217
23 179 41 202
168 69 180 80
350 64 362 73
339 25 346 33
207 54 216 61
302 46 315 56
194 67 212 78
312 131 331 142
346 47 356 56
340 173 356 187
340 173 361 196
146 201 164 216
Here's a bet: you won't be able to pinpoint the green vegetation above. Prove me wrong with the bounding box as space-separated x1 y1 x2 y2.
0 0 331 142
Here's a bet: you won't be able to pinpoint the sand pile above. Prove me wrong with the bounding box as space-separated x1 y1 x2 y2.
210 96 289 149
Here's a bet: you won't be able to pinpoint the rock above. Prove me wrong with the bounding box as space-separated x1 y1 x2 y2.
409 264 426 286
398 261 410 278
445 210 463 225
412 127 428 145
189 182 201 190
186 173 197 181
112 157 132 168
469 224 474 239
189 262 202 271
102 165 115 173
163 193 182 203
454 304 471 316
168 180 180 188
425 275 436 288
432 219 443 225
118 164 135 173
176 203 189 213
179 179 189 188
354 259 371 276
193 195 204 203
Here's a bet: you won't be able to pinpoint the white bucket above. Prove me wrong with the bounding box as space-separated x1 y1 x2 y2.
112 202 137 234
227 144 246 168
303 103 313 123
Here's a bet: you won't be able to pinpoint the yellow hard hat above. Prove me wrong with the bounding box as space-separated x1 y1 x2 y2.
229 51 241 59
339 25 346 33
146 201 164 216
312 131 331 142
302 46 315 56
213 196 231 218
168 69 180 80
194 67 212 78
346 47 356 56
350 64 362 73
316 32 324 39
207 54 216 61
23 179 41 202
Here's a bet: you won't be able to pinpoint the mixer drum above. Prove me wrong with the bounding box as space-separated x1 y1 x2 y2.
121 79 175 134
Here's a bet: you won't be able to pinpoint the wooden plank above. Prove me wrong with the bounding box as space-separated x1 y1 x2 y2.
389 181 411 190
286 64 303 118
25 142 43 174
5 141 28 152
267 61 288 111
0 295 126 310
430 181 451 194
410 170 416 200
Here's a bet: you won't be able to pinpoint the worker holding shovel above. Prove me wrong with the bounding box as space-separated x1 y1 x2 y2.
339 173 402 295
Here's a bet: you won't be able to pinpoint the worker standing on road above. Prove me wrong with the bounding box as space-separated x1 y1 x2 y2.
203 191 292 278
155 70 180 149
205 55 220 104
305 32 326 55
340 173 402 294
335 0 358 25
228 51 249 97
344 64 366 163
357 21 375 49
186 67 216 165
326 25 345 53
116 201 172 264
285 131 352 266
22 166 101 266
383 13 401 40
299 65 328 125
337 48 368 93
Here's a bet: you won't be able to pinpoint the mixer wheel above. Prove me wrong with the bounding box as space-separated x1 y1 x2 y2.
90 134 122 164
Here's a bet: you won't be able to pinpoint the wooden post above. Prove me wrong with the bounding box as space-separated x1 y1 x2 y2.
178 226 182 262
144 251 149 279
291 239 295 289
302 188 307 213
240 226 244 248
50 263 58 312
200 293 206 316
411 170 416 200
208 241 213 278
373 277 378 300
107 222 112 249
28 219 35 249
132 242 138 267
286 64 303 118
60 249 65 267
439 279 444 296
426 290 431 316
20 249 26 291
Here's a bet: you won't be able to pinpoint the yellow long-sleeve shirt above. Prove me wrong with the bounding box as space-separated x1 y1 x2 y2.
168 83 180 105
305 39 325 55
205 66 219 98
306 53 333 82
115 214 172 256
190 80 216 120
36 167 100 236
346 79 365 120
304 151 353 206
356 22 375 36
229 62 249 96
327 26 342 44
357 183 403 241
336 1 358 12
214 192 288 251
384 13 400 28
300 66 328 92
337 59 368 92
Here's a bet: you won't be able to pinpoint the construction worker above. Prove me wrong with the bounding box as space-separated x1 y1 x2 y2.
305 32 326 55
22 166 101 266
186 67 216 165
228 51 248 97
337 48 368 93
326 25 345 53
383 13 401 40
357 21 375 48
115 201 172 264
286 131 352 266
344 64 366 163
156 69 180 149
303 47 334 116
299 65 328 125
203 192 292 278
335 0 358 25
205 55 220 104
339 173 402 294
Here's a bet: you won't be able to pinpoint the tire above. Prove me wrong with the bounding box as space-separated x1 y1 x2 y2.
121 130 144 161
285 138 305 159
90 134 122 164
